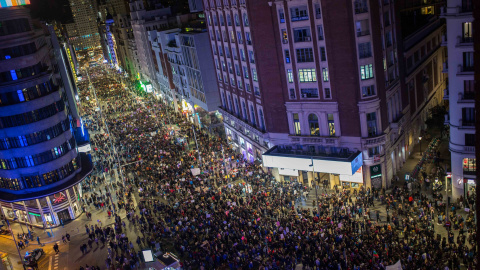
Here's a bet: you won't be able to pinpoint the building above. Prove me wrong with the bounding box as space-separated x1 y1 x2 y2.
65 0 101 51
150 25 221 128
0 5 92 228
111 14 138 77
203 0 445 190
441 0 475 199
203 0 289 163
98 12 119 66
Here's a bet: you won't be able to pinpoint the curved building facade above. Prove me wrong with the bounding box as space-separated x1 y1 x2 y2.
0 6 92 227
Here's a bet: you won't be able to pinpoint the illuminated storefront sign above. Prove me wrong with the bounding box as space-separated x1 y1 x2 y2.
52 192 67 204
0 0 30 8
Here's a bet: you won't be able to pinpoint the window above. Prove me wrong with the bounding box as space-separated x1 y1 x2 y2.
463 52 474 71
324 88 331 99
296 48 314 62
356 19 370 37
238 80 243 89
328 114 335 136
254 87 260 96
358 42 372 59
368 146 380 157
246 83 251 93
245 32 252 45
284 113 298 137
243 13 249 26
220 15 224 26
227 14 232 26
301 88 319 98
465 134 475 146
285 50 291 63
362 85 375 97
385 31 392 47
317 25 324 40
290 6 308 21
320 47 326 61
298 68 316 82
354 0 368 14
279 9 285 23
314 3 321 19
287 69 294 83
462 22 473 43
248 50 255 63
463 158 476 175
308 114 320 136
281 29 288 43
240 49 246 61
259 109 265 130
293 28 311 42
234 14 240 26
250 104 256 125
384 11 390 26
243 66 249 78
366 112 377 137
218 45 223 56
360 64 374 80
242 101 247 119
322 68 329 82
289 88 296 99
252 68 257 81
462 108 475 126
237 31 243 44
464 80 475 99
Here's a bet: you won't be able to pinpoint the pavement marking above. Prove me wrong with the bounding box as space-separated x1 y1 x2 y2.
49 256 52 270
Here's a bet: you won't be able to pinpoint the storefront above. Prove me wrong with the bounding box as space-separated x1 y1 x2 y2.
370 164 383 189
0 185 83 228
263 145 363 189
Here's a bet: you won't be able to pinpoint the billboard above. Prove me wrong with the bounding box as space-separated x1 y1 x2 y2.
0 0 30 8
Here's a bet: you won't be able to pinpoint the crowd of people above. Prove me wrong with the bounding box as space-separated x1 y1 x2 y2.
74 65 476 270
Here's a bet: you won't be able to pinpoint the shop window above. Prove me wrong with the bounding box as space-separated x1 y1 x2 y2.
328 114 335 136
463 158 476 175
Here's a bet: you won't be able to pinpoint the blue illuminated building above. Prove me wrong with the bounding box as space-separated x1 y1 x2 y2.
0 6 92 227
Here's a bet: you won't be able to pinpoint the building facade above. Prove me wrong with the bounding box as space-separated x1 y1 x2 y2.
204 0 445 190
0 6 92 228
442 0 475 199
66 0 101 51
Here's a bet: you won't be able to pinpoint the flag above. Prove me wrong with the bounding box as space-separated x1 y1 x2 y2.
373 250 379 258
385 243 388 256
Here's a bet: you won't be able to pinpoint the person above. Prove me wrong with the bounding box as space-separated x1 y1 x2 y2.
37 236 41 245
53 243 59 254
62 235 66 243
66 233 70 241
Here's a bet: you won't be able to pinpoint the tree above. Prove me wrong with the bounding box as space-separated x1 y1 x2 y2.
425 105 448 138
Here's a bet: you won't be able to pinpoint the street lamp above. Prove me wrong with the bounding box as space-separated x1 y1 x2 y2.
309 158 320 214
418 136 422 155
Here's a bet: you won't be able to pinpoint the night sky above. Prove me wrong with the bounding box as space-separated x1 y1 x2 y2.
29 0 74 23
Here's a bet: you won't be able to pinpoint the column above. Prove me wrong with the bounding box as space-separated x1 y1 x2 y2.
333 113 341 137
65 189 75 219
319 113 328 136
45 197 58 226
360 112 367 137
36 199 47 229
22 201 31 225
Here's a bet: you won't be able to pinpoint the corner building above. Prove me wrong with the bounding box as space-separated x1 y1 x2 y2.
0 6 92 228
441 0 475 199
204 0 446 190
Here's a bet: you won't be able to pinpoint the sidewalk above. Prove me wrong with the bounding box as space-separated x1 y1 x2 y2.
2 174 128 246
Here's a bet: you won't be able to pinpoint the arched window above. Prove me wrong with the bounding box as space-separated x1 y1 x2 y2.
308 114 319 136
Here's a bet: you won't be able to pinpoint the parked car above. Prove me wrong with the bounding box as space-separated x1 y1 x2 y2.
24 248 44 265
0 228 10 235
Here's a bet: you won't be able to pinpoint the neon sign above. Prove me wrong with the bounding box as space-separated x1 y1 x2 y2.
0 0 30 8
52 192 67 204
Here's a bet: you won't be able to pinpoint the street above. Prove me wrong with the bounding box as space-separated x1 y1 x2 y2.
1 63 476 270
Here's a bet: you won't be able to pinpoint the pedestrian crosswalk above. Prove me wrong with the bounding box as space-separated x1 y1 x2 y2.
53 241 60 270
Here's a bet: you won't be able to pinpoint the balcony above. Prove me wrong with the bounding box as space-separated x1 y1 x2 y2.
357 30 370 37
443 88 449 100
441 4 472 17
459 118 475 128
291 16 309 22
289 135 340 146
464 146 475 153
362 134 386 147
457 64 474 75
354 3 368 14
457 36 473 47
389 111 408 131
458 92 475 103
294 36 312 43
444 113 449 125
